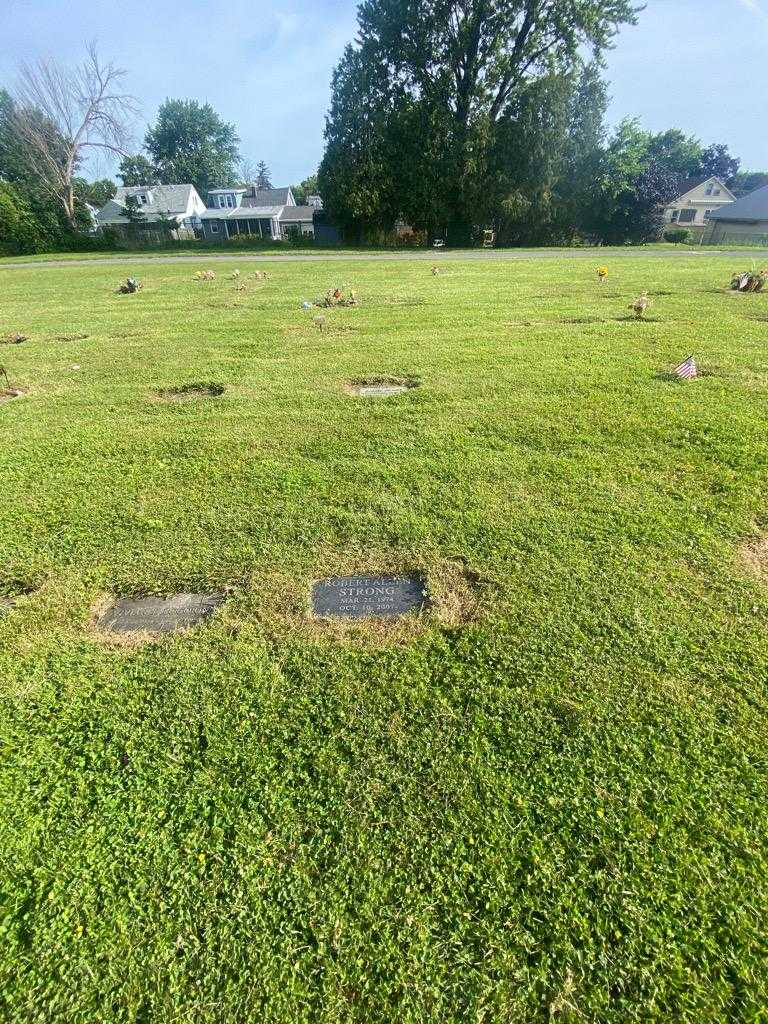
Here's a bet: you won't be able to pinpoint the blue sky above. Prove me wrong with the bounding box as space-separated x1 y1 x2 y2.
2 0 767 186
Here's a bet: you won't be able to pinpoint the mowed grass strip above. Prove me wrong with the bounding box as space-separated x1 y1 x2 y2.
1 257 768 1022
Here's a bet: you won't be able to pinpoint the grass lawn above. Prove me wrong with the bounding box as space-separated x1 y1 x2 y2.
1 241 766 264
1 256 767 1022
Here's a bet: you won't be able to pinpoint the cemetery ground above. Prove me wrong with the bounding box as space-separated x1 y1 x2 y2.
1 255 767 1022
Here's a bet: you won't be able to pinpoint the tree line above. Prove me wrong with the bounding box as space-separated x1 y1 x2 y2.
317 0 766 245
1 23 766 255
0 47 316 254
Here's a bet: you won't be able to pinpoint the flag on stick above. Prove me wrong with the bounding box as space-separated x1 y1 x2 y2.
674 355 697 380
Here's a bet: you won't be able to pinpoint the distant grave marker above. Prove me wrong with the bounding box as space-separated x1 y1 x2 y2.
357 383 408 398
346 378 419 398
312 574 428 619
97 592 226 635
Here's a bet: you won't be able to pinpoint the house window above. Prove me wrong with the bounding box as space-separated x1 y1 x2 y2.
679 209 696 223
135 193 147 205
705 185 714 196
713 188 721 196
210 222 219 233
670 210 679 222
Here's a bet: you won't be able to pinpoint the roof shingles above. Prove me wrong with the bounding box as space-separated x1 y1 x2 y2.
98 184 196 222
707 184 768 221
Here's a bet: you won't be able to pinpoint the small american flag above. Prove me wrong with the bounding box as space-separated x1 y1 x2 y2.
674 355 698 380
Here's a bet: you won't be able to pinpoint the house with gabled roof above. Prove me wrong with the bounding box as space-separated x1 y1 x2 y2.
663 176 735 230
199 185 316 241
96 184 206 238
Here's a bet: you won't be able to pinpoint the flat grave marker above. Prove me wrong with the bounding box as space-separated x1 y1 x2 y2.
97 592 226 635
346 378 418 399
312 574 428 620
356 384 408 398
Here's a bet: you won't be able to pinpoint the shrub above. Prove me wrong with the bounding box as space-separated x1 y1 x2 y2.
0 182 44 254
664 228 690 245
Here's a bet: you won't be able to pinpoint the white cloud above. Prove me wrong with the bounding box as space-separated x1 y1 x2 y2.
739 0 765 14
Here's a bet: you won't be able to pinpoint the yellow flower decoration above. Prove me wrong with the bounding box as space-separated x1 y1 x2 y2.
597 266 609 281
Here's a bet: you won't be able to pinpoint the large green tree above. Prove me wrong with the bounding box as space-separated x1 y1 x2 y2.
75 178 116 209
646 129 703 179
321 0 638 242
488 63 608 245
0 181 44 253
730 170 768 198
144 99 240 198
584 120 681 244
292 173 319 206
0 89 86 250
698 143 740 182
118 153 160 186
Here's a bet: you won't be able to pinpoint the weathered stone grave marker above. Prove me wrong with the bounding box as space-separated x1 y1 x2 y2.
357 383 409 398
312 574 427 619
346 378 418 398
97 592 226 635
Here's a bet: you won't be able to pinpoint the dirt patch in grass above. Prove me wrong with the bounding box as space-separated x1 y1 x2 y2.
1 333 27 344
55 333 89 342
561 316 604 325
0 581 35 611
739 536 768 585
154 382 225 401
0 388 26 403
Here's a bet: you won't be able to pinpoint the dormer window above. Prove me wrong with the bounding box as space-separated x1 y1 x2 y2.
135 193 148 205
217 193 235 209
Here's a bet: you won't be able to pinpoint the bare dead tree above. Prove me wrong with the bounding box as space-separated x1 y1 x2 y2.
11 43 138 229
237 158 258 186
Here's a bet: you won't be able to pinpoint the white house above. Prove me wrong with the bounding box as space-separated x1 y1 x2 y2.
663 176 735 229
96 184 206 237
705 183 768 244
199 185 316 241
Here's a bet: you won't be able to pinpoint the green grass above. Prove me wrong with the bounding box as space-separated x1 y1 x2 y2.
1 257 768 1022
1 240 766 264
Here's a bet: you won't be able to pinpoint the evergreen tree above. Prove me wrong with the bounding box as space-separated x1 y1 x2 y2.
255 161 272 189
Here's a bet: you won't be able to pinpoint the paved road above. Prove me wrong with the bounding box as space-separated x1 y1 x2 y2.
0 247 745 271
